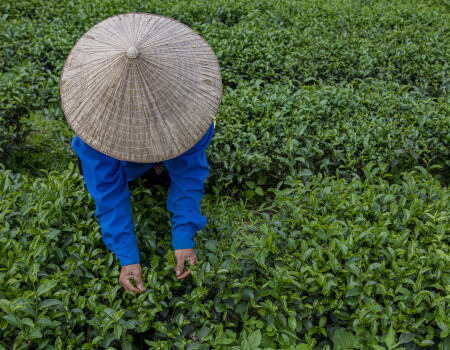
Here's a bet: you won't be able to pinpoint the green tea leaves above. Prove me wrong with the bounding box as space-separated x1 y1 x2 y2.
247 329 262 350
39 299 62 310
333 328 360 349
384 326 396 349
37 280 58 297
3 314 22 329
288 316 297 332
0 0 449 348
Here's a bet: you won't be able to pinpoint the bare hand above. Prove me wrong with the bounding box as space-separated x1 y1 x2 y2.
174 249 198 279
119 264 146 293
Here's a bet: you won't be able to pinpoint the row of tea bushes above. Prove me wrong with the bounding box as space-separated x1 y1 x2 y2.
1 0 449 182
208 80 449 190
3 0 448 95
0 165 448 349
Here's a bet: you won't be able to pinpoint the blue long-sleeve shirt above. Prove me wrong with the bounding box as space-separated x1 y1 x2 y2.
72 122 215 266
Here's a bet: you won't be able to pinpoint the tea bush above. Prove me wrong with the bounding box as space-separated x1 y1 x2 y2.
210 80 449 189
1 0 449 183
0 0 449 349
0 165 449 349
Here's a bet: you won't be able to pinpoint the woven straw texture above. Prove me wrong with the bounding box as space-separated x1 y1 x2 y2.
60 13 222 163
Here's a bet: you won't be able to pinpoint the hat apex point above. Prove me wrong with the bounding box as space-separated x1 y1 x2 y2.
127 46 139 59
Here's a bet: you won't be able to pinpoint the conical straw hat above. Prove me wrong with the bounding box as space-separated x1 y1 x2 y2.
60 13 222 163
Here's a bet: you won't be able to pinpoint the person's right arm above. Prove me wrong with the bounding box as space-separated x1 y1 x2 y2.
72 136 145 293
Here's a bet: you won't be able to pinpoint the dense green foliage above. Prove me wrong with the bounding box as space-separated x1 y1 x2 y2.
0 0 449 349
1 0 449 183
1 166 449 349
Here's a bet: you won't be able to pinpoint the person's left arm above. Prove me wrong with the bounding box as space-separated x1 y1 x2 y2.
163 122 215 279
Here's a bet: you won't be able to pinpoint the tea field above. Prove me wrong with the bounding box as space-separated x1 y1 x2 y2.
0 0 449 349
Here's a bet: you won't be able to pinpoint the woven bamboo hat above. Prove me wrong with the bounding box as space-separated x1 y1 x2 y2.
60 13 222 163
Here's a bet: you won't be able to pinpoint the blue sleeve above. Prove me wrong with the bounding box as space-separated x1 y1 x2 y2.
71 136 140 266
163 122 215 250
